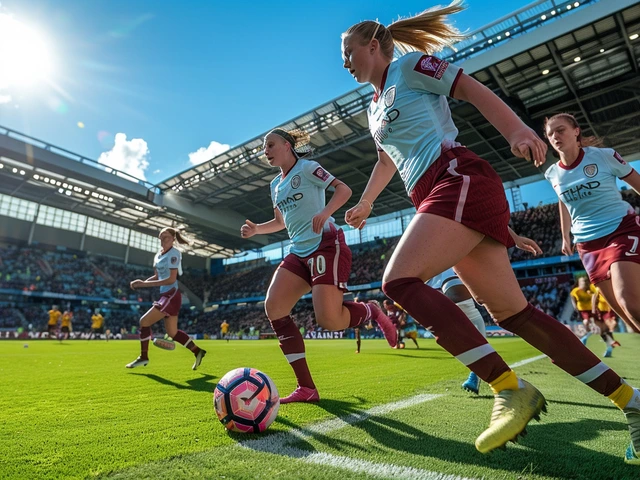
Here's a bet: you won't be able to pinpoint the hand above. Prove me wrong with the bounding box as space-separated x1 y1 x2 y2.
562 238 574 256
514 235 542 256
509 127 548 167
344 201 372 230
130 279 144 290
311 211 330 234
241 219 258 239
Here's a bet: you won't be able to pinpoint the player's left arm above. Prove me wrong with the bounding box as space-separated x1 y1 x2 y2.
453 74 547 167
313 178 352 234
621 169 640 195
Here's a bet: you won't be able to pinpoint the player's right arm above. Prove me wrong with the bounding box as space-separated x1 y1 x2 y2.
241 209 285 239
345 149 396 230
570 288 579 312
559 201 573 256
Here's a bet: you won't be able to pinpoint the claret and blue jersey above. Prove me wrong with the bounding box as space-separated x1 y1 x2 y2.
367 51 463 194
270 159 336 257
154 246 182 293
544 147 634 242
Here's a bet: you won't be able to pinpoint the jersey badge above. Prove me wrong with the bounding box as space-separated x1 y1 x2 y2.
583 164 598 178
313 167 330 181
613 151 627 165
413 55 448 80
383 86 396 108
291 175 301 189
171 256 178 265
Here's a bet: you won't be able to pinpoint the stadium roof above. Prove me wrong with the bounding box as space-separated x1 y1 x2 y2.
1 0 639 257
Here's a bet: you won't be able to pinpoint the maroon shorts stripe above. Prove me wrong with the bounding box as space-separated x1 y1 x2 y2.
153 288 182 317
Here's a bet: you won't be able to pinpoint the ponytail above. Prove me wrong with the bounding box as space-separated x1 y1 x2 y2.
343 1 465 59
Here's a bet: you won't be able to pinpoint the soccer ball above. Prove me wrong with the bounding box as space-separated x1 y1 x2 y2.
213 367 279 433
399 342 406 349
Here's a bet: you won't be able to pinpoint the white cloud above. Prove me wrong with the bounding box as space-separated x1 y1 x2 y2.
0 93 12 104
152 169 161 174
188 140 230 166
98 133 150 181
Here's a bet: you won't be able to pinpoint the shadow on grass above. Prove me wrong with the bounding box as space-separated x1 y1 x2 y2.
130 372 218 393
259 396 637 480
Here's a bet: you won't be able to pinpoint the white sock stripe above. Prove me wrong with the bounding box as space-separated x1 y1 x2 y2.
184 338 193 348
285 352 306 363
455 343 496 366
575 361 611 384
140 336 152 342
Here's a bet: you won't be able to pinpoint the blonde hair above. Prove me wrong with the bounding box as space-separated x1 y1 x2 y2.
544 113 604 148
265 128 313 158
342 1 465 58
160 227 192 246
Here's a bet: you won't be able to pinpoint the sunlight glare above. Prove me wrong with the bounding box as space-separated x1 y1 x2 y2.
0 13 53 89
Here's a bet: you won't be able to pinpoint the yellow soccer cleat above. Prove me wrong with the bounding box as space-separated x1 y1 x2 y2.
624 392 640 465
475 379 547 454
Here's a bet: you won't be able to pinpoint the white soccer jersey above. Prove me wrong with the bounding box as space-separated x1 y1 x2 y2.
544 147 634 242
367 51 462 194
154 246 182 293
270 159 336 257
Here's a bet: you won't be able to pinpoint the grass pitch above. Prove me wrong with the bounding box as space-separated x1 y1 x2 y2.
1 335 639 479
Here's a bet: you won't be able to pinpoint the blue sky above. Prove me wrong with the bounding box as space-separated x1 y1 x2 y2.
0 0 597 208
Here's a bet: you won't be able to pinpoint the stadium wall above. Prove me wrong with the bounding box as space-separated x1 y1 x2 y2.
0 216 30 242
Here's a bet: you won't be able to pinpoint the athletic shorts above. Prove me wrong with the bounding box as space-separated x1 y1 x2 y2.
579 311 593 322
410 147 514 248
47 324 57 333
92 327 104 334
61 326 70 333
279 224 351 291
599 310 616 322
577 214 640 284
153 288 182 317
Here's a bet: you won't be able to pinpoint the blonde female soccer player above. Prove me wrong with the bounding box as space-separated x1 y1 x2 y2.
241 128 397 404
340 1 640 461
126 227 206 370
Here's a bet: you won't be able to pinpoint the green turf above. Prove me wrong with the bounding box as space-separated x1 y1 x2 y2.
0 335 638 479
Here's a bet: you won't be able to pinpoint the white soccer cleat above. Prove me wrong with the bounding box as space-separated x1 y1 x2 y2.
125 357 149 369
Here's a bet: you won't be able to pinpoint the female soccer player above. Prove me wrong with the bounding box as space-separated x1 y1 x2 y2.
46 305 61 339
241 128 397 404
340 2 640 461
592 287 620 357
125 227 206 370
544 112 640 337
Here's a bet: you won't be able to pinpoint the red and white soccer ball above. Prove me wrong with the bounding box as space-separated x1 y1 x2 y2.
213 367 280 433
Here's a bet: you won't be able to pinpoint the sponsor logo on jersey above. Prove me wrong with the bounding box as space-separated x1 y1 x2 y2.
383 86 396 108
276 192 304 213
613 151 627 165
313 167 330 181
372 108 400 146
291 174 301 189
413 55 448 80
559 181 601 202
583 164 598 178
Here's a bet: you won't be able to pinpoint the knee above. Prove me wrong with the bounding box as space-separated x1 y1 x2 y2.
165 326 177 337
264 295 281 321
382 276 420 302
619 297 640 322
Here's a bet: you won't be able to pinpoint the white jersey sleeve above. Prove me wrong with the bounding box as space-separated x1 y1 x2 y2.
301 161 335 189
399 52 463 97
600 148 633 178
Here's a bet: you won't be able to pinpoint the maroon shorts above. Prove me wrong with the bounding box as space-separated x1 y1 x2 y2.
153 288 182 317
279 225 351 291
599 310 616 321
579 311 593 322
576 214 640 284
410 147 515 248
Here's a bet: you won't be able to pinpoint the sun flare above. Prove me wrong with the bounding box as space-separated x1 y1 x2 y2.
0 13 53 89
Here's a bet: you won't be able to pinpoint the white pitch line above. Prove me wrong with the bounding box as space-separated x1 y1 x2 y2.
509 354 547 369
239 354 547 480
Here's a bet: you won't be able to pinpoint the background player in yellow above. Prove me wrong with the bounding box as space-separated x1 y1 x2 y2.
221 320 229 342
60 309 73 341
90 309 105 341
570 277 596 344
47 305 61 339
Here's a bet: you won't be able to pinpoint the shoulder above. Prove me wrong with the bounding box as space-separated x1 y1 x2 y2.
543 163 559 179
270 174 282 188
397 51 426 70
